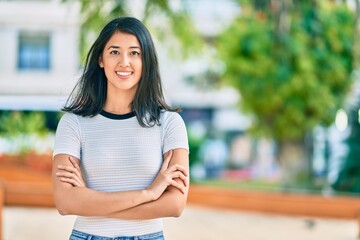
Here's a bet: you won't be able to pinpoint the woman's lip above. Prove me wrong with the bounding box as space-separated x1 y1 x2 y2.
116 71 132 76
116 71 133 79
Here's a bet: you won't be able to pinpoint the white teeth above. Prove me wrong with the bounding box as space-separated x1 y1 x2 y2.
116 71 132 76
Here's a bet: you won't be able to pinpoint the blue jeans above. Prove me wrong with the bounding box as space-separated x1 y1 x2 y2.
69 229 164 240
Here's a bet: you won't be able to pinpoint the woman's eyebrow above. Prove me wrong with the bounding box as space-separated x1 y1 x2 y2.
107 45 120 50
107 45 141 50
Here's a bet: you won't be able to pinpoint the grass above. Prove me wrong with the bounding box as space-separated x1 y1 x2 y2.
192 178 360 197
192 179 281 192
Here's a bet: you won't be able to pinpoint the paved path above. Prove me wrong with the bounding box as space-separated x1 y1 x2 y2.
3 204 358 240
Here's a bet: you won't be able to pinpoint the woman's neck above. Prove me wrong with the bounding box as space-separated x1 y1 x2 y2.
104 90 135 114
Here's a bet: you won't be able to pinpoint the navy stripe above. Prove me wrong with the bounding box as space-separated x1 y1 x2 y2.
100 110 136 120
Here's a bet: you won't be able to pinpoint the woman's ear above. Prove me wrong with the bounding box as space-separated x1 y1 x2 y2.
99 57 104 68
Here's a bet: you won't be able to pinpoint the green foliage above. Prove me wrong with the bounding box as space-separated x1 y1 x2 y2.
68 0 203 61
332 106 360 192
0 111 48 136
0 111 49 155
72 0 127 61
218 2 357 141
187 130 204 167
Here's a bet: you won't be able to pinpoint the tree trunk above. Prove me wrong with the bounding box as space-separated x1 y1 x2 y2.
277 138 312 189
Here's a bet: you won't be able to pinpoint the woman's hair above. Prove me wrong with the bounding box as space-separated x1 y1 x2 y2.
63 17 178 127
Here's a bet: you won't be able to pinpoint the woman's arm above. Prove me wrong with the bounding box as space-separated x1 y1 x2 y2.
108 148 190 220
52 150 187 216
52 154 152 216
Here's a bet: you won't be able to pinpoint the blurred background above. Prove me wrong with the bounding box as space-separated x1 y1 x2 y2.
0 0 360 239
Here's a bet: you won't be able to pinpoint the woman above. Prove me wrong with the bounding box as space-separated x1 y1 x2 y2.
52 17 189 240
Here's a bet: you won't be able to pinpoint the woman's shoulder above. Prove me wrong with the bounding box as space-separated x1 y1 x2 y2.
161 110 180 119
59 112 77 120
160 110 185 124
58 112 81 125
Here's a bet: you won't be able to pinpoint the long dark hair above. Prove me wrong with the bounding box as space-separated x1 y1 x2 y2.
63 17 178 127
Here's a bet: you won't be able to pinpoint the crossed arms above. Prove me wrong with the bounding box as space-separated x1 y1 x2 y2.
52 148 189 220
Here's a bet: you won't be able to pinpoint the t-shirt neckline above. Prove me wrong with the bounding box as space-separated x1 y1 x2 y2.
100 110 136 120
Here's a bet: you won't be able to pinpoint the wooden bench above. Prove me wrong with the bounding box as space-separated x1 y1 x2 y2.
4 181 54 207
188 185 360 219
0 180 4 239
188 184 360 238
0 180 53 240
1 180 360 238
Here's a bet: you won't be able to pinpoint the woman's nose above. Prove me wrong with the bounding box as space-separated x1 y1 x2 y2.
118 54 130 67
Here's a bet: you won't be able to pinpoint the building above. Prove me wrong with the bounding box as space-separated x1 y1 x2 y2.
0 0 80 110
0 0 247 129
0 0 256 178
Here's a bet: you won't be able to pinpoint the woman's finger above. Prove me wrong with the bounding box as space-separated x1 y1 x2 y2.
57 160 86 188
56 171 77 180
60 177 82 187
57 172 84 187
58 164 82 180
169 180 185 194
69 165 83 181
69 156 81 173
58 165 74 172
56 170 83 184
169 171 188 187
161 150 173 171
167 163 188 176
175 171 188 186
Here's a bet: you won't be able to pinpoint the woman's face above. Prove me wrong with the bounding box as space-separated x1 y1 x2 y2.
99 31 142 96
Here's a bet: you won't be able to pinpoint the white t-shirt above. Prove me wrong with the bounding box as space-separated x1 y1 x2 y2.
53 110 189 237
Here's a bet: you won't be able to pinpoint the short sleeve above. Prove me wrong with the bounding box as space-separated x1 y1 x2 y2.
162 111 189 154
53 113 81 160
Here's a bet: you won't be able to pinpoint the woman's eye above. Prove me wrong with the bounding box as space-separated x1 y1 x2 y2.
110 50 119 55
130 51 140 56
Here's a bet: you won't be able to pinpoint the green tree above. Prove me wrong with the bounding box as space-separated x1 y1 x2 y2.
332 99 360 193
218 1 359 188
68 0 202 61
0 111 47 136
0 111 48 155
331 0 360 194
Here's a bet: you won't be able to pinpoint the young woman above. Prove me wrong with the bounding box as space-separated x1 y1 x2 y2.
52 17 189 240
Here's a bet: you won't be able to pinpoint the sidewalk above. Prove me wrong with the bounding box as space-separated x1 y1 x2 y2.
3 204 358 240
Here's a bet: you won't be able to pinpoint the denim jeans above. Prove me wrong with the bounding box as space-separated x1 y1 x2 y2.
69 229 164 240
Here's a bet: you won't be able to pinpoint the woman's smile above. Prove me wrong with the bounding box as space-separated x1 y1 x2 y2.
116 71 133 79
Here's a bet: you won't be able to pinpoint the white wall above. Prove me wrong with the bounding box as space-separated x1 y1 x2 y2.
0 0 80 96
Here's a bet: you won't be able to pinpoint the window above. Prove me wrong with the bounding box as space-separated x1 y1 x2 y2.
1 0 50 2
18 32 51 71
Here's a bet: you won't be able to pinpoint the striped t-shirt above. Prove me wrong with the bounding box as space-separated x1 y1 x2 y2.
53 110 189 237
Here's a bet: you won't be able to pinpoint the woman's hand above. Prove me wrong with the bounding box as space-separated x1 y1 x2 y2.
56 156 86 187
146 150 188 201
